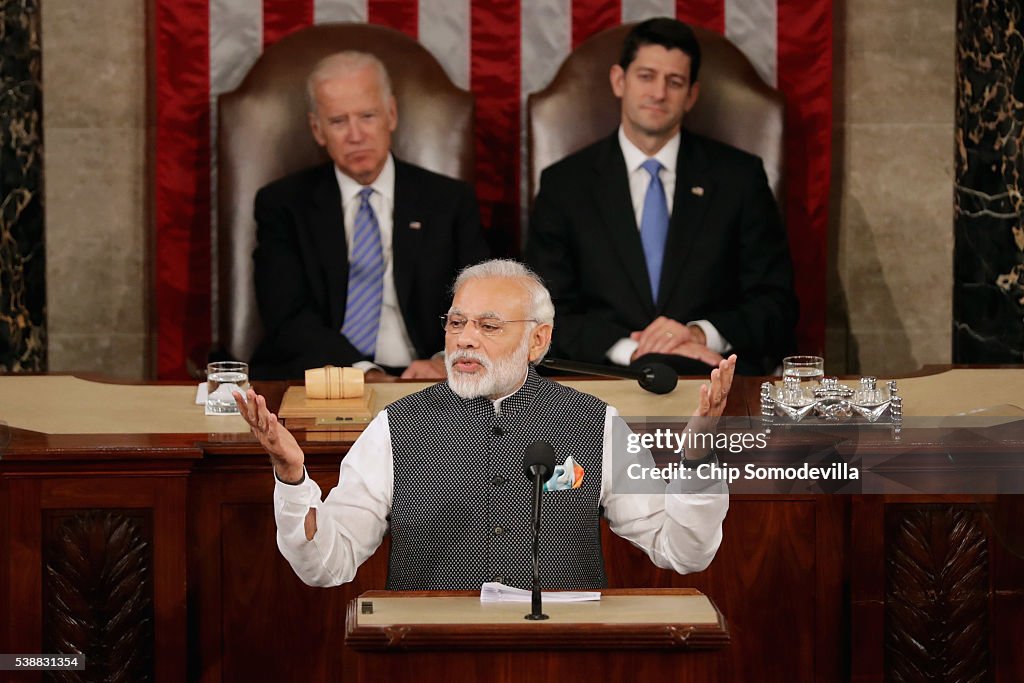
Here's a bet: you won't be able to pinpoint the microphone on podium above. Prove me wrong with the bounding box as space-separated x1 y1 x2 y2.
523 441 556 621
540 358 678 395
523 440 556 481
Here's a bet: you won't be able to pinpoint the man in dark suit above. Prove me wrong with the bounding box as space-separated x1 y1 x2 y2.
251 52 488 380
526 18 797 375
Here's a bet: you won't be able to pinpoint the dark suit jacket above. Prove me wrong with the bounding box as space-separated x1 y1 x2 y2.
250 159 488 379
526 131 798 374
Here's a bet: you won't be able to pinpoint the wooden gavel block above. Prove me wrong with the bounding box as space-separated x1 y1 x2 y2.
304 366 365 399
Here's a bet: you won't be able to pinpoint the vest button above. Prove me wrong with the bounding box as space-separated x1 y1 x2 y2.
491 475 507 486
493 526 505 536
491 425 505 436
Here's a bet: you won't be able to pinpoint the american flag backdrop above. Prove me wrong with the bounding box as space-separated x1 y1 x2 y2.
154 0 831 379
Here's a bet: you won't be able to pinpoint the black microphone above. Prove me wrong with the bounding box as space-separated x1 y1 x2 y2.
523 440 556 481
523 441 556 621
540 357 678 395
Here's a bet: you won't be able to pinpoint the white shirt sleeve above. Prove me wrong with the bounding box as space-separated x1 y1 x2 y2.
599 406 729 574
688 319 733 354
273 410 394 586
606 338 640 366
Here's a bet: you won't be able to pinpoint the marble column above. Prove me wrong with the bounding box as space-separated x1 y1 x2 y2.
0 0 45 372
954 0 1024 362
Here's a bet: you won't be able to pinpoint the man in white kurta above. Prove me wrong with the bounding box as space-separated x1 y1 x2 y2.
237 259 732 589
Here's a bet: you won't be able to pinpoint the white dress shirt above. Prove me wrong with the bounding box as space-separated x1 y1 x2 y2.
274 397 729 588
606 127 732 366
335 155 417 370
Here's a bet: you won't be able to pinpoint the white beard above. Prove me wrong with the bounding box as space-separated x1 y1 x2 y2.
445 334 531 400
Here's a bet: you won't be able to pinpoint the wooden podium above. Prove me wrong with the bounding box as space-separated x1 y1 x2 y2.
345 588 729 682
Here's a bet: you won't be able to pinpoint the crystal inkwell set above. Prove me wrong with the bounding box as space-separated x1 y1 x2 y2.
759 356 903 433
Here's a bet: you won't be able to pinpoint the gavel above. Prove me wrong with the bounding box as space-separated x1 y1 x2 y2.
304 366 364 399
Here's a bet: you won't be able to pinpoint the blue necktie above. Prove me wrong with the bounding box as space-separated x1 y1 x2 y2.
341 187 384 356
639 158 669 301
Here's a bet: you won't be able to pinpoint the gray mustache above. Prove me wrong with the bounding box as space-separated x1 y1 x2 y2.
448 351 491 368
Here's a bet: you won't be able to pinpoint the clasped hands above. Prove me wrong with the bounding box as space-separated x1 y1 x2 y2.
629 316 724 368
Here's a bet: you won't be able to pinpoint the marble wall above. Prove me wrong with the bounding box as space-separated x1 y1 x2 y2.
1 0 46 372
953 0 1024 362
829 0 956 376
42 0 149 379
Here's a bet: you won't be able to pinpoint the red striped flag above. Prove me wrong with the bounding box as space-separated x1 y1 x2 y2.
154 0 830 378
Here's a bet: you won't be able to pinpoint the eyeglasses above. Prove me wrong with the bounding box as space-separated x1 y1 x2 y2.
440 314 538 337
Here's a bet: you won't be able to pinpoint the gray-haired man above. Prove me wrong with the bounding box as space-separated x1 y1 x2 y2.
238 259 732 590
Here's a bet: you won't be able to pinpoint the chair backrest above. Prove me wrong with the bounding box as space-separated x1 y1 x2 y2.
528 23 784 207
217 23 474 363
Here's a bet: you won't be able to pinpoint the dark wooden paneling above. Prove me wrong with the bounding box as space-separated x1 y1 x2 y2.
43 510 155 681
607 498 825 682
851 496 886 683
6 478 43 657
0 473 189 682
190 467 390 683
0 476 8 657
352 647 722 682
885 505 991 682
850 495 1024 683
991 496 1024 683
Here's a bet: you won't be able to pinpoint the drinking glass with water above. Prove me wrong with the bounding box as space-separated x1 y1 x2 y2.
206 361 250 414
781 355 824 404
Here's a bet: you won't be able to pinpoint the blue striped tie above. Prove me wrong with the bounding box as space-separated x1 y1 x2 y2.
341 187 384 357
639 158 669 301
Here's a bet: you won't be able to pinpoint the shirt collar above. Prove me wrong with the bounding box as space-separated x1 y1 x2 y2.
334 153 395 206
618 126 680 175
452 366 542 421
492 370 530 413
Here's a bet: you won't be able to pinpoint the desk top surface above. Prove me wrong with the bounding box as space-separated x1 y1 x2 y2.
0 374 721 436
1 369 1021 459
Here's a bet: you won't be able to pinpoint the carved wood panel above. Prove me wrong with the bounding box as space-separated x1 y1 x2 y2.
886 505 991 683
43 510 154 682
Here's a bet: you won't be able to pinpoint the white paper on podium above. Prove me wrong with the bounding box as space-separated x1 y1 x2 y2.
480 582 601 603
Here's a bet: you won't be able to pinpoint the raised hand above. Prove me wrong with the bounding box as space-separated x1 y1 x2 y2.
682 354 737 462
694 354 736 418
232 388 306 483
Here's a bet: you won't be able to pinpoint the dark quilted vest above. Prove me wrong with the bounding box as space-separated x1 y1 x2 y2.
387 367 607 590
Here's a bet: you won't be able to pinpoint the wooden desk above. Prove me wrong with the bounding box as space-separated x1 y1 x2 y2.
1 371 1022 682
344 589 728 682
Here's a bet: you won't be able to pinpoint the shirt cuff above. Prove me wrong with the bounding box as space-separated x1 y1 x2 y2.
688 320 732 354
607 338 639 366
353 360 383 374
274 467 316 503
669 454 729 494
680 450 718 469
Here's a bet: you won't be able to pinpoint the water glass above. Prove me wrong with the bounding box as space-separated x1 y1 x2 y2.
206 361 250 414
782 355 824 402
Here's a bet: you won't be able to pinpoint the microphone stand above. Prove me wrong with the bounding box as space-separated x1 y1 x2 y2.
540 357 678 395
525 467 549 621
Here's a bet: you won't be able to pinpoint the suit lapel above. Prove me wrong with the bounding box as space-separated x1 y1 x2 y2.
308 164 349 327
391 159 421 330
658 131 715 310
592 136 657 315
